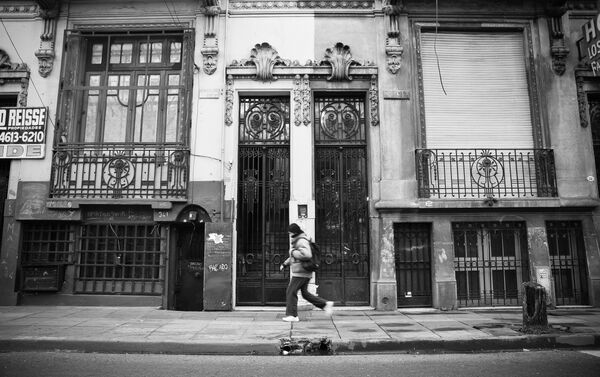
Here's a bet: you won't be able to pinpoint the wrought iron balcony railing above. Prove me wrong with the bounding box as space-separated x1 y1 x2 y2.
416 149 557 199
50 143 189 199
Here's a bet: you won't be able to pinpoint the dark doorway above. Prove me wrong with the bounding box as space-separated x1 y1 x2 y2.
314 94 370 305
173 222 205 311
394 223 433 307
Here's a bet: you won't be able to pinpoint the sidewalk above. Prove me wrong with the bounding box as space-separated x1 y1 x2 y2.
0 305 599 355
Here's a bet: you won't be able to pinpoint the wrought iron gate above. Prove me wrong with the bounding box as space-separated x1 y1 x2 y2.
547 221 589 306
394 223 432 307
314 94 370 305
453 222 529 307
236 97 290 305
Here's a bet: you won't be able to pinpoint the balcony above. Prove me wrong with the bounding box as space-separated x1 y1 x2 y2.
415 149 557 199
50 143 189 200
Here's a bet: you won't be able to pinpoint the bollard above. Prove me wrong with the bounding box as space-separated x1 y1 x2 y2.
521 282 549 334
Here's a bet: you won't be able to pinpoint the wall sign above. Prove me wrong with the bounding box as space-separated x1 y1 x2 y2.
0 107 47 159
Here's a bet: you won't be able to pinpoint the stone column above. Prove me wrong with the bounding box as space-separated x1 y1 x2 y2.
431 218 456 310
526 215 553 307
374 217 398 310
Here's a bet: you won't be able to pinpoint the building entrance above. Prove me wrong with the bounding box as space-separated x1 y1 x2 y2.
236 97 290 305
314 94 370 305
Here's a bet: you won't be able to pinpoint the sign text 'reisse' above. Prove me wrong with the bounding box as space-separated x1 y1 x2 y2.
0 107 47 159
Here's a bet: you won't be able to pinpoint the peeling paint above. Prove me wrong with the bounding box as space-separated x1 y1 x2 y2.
438 248 448 263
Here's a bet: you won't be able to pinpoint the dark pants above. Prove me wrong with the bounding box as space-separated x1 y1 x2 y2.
285 276 327 317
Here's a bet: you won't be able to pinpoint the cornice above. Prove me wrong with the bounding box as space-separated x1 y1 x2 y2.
0 3 39 19
228 0 374 10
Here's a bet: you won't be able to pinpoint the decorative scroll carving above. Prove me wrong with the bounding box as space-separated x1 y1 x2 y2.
576 75 588 128
369 75 379 127
321 42 360 81
225 75 234 126
293 75 311 126
35 0 60 78
242 42 290 81
201 0 220 75
0 50 30 107
383 0 404 74
301 74 311 126
293 75 302 126
546 2 569 76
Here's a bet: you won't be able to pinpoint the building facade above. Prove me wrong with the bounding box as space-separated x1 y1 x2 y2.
0 0 599 310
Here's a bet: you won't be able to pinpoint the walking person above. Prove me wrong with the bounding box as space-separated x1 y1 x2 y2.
280 223 333 322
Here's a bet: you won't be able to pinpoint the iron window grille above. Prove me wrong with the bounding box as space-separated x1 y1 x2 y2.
453 222 530 307
75 223 165 295
21 222 75 265
547 221 589 306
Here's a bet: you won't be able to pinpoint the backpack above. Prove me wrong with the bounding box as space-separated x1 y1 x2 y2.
301 241 321 272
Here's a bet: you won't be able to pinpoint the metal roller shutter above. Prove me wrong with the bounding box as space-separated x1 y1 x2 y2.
420 32 534 149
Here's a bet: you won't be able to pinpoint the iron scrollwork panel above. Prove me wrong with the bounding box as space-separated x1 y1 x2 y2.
315 147 369 279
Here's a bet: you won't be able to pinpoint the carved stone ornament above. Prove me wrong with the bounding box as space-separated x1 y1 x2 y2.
201 46 218 75
34 48 55 78
383 0 404 74
369 75 379 126
35 0 60 78
243 42 290 81
0 50 30 107
386 39 403 74
293 75 311 127
201 0 221 75
576 75 588 128
225 75 234 126
548 9 569 76
321 42 360 81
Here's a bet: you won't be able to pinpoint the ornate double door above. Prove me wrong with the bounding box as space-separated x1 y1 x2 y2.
236 97 290 305
314 94 370 305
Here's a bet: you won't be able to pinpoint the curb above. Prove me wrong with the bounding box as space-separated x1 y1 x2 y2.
1 334 598 356
333 334 600 354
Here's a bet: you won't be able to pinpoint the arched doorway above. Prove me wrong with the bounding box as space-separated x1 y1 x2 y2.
171 205 211 311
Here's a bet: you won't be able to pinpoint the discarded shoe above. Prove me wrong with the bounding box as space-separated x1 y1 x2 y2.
282 316 299 322
324 301 334 316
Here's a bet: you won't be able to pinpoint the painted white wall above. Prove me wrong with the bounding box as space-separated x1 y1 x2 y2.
226 16 316 63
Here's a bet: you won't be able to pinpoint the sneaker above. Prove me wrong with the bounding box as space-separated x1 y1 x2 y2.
282 316 299 322
324 301 334 316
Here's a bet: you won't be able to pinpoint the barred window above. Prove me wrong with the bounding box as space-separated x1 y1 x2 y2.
21 222 74 264
75 224 165 295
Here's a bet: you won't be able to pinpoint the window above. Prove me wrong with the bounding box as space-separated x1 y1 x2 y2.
59 30 192 145
547 221 589 305
75 224 165 295
453 222 529 307
419 30 535 149
21 222 74 264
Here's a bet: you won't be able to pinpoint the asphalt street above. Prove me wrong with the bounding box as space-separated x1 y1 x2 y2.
1 349 599 377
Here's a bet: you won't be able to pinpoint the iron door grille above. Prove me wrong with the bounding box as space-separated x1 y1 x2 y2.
394 223 432 307
453 222 529 307
236 96 290 305
547 221 589 306
314 94 370 305
75 224 165 295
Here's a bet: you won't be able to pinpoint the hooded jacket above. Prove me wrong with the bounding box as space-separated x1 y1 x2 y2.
283 232 313 278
